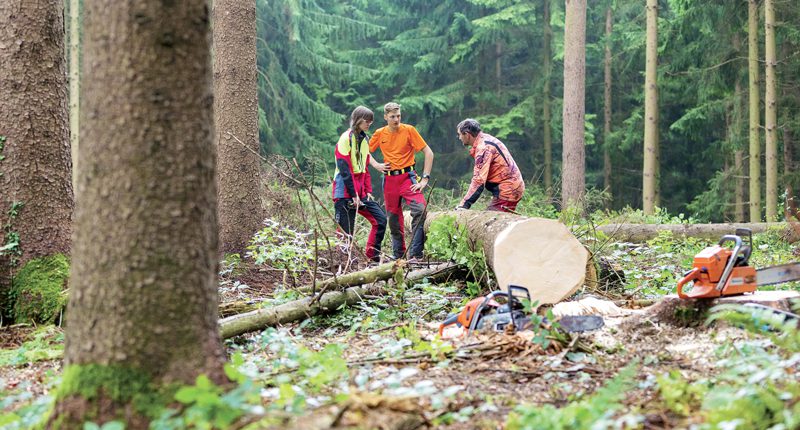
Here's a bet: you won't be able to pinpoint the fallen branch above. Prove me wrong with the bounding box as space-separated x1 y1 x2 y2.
220 284 388 339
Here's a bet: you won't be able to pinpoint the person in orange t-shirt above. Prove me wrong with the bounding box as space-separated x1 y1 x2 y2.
368 102 434 260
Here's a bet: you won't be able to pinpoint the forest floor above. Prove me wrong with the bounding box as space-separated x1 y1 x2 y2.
2 191 799 428
0 254 773 430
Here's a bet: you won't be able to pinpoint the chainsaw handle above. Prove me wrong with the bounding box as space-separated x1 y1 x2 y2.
438 313 460 337
677 268 701 299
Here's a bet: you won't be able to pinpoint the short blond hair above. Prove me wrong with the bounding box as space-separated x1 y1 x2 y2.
384 102 401 114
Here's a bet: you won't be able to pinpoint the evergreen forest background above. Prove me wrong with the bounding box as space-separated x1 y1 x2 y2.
253 0 800 222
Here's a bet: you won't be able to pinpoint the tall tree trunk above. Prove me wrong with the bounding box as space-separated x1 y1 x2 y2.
764 0 778 222
495 41 502 92
785 127 796 220
543 0 553 198
561 0 587 210
748 0 762 222
0 0 74 307
49 0 226 427
642 0 659 215
214 0 263 254
734 33 746 223
603 6 613 203
735 150 746 221
69 0 81 190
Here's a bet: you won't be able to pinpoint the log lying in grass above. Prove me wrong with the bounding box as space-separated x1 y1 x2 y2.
423 211 593 304
597 222 800 243
220 284 386 339
219 261 463 338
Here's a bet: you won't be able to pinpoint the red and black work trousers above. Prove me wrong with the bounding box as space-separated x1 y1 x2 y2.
383 172 426 259
334 198 386 261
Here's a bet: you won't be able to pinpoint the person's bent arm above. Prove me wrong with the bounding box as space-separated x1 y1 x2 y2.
370 156 390 173
410 145 434 192
459 145 491 208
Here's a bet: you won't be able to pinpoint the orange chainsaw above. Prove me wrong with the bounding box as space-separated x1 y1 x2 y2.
677 228 800 299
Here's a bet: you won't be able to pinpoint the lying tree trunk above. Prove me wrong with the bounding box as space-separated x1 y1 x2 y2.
219 262 464 338
220 284 386 339
422 211 593 305
598 222 800 243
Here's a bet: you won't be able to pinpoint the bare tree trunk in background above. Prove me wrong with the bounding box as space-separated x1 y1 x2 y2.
49 0 226 426
734 33 746 223
0 0 74 309
495 41 502 93
561 0 587 210
642 0 659 215
785 127 796 220
69 0 81 190
215 0 264 254
543 0 553 198
764 0 778 221
603 6 613 204
748 0 762 222
735 150 746 221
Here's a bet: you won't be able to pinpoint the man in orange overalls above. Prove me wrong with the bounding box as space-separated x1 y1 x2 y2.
369 102 434 260
456 118 525 212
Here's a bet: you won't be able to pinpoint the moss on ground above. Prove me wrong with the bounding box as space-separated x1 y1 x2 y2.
9 254 69 324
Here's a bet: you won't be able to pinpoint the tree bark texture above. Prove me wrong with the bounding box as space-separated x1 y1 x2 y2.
748 0 762 222
598 222 800 244
562 0 587 209
69 0 81 190
0 0 74 291
424 211 592 305
214 0 264 254
642 0 659 215
52 0 225 426
603 6 613 202
733 37 746 222
763 0 778 222
543 0 553 197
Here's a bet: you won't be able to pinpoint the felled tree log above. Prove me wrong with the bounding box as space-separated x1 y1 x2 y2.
219 262 463 338
423 211 593 305
220 284 387 339
597 222 800 243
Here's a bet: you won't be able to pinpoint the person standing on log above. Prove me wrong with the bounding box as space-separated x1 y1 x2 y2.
369 102 434 260
332 106 387 262
456 118 525 212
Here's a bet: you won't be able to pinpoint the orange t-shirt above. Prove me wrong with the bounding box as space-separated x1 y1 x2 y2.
369 124 428 170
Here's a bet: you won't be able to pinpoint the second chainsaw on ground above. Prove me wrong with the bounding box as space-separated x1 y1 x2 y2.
677 228 800 299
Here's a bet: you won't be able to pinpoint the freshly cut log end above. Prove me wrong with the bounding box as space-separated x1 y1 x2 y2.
424 211 591 305
493 217 589 304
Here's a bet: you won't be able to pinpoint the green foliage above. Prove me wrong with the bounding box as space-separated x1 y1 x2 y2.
246 219 315 279
425 215 492 291
152 373 258 430
656 370 709 416
8 254 69 324
506 364 638 429
0 326 64 367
